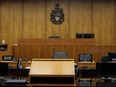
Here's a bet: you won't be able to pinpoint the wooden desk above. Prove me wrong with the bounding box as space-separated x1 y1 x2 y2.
0 61 31 78
29 59 75 87
1 61 31 68
77 62 96 78
78 62 96 69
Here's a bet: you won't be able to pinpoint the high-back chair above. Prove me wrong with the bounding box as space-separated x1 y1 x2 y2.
48 36 61 38
53 51 68 59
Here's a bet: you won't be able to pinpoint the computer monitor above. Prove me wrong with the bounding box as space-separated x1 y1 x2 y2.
96 62 116 77
108 52 116 61
0 63 9 76
79 53 92 62
83 33 94 38
0 44 8 51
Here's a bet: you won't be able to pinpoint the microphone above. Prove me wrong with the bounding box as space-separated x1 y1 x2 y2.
17 58 22 69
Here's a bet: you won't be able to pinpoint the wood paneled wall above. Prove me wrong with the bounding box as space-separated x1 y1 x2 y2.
0 0 116 46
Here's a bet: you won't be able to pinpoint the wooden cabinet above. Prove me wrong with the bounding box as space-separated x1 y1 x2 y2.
76 62 97 86
77 62 96 78
0 45 12 61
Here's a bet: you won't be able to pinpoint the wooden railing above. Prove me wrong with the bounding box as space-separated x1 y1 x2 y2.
11 38 116 63
12 38 97 62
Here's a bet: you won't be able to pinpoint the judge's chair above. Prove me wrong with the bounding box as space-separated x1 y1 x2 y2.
48 36 61 38
53 51 68 59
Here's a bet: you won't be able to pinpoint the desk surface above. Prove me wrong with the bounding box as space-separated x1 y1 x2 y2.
78 62 96 69
29 59 75 77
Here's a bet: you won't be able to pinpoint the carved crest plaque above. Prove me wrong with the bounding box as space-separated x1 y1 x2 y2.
50 3 64 24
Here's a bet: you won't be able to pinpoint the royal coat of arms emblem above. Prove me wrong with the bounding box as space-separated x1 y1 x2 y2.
50 3 64 24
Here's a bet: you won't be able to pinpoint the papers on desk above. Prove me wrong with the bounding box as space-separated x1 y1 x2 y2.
25 67 30 69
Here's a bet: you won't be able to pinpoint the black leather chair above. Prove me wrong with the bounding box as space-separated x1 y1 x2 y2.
53 51 68 59
101 56 109 63
48 36 61 38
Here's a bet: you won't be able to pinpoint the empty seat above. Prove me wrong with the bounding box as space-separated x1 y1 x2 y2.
53 51 68 59
48 36 61 38
101 56 109 63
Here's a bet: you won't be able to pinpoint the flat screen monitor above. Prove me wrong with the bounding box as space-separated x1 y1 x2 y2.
79 53 92 62
96 62 116 77
0 44 8 51
76 33 83 38
0 63 9 76
83 33 94 38
108 52 116 61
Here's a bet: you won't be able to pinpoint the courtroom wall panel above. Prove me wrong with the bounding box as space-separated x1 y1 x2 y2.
99 46 116 57
75 45 100 62
93 0 115 46
0 0 116 45
114 0 116 44
23 0 45 38
0 0 23 44
46 0 69 38
69 0 93 39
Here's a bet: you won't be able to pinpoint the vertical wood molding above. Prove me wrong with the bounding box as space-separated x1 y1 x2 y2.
114 0 116 45
69 0 93 38
23 0 45 38
0 0 1 42
93 0 114 45
0 0 23 44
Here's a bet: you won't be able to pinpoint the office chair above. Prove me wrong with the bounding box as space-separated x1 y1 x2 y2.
101 56 109 63
48 36 61 38
53 51 68 59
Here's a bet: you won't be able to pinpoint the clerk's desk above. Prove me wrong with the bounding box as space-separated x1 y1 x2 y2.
77 62 96 78
78 62 96 69
29 59 75 87
1 61 31 68
0 61 31 78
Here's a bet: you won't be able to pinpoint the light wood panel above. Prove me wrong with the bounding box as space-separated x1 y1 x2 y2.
93 0 114 45
13 38 96 62
69 0 93 38
0 0 116 46
23 0 45 38
0 0 23 44
75 45 100 62
46 0 69 38
114 0 116 44
0 0 2 42
100 46 116 56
